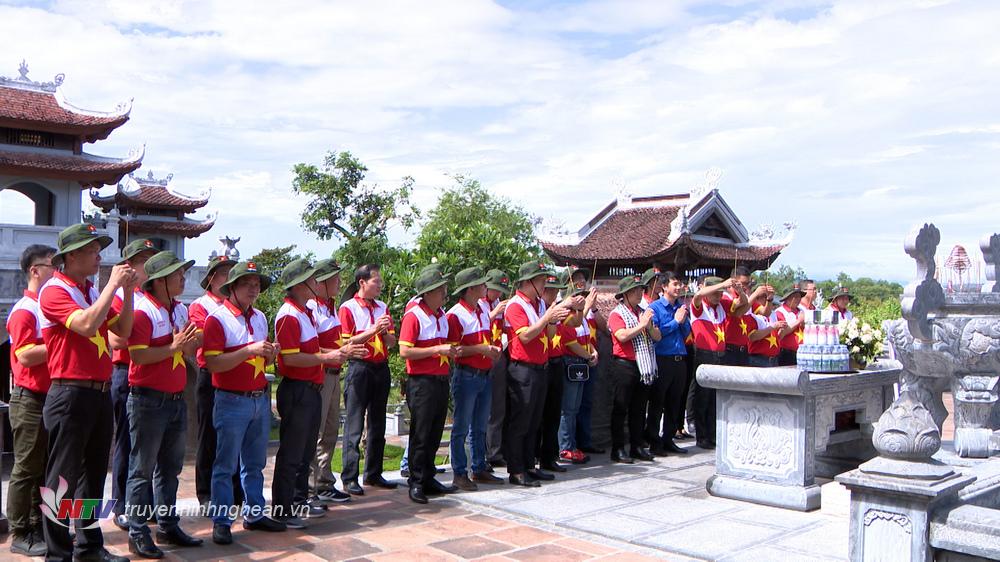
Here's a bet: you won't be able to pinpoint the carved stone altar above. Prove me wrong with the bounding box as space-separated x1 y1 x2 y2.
698 361 900 511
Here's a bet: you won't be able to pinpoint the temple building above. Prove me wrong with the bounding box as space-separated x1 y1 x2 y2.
538 172 795 287
90 170 216 259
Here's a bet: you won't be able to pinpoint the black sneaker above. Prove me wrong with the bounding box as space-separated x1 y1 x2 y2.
315 488 351 504
10 532 46 557
242 516 287 532
400 468 410 478
212 524 232 545
297 503 326 519
278 516 308 530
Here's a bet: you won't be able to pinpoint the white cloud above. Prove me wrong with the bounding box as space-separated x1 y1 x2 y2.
1 0 999 283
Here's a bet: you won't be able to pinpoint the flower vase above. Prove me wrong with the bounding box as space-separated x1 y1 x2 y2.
850 357 867 371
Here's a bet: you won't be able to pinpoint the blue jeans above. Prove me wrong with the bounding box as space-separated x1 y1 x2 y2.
211 390 270 526
125 391 187 539
400 441 409 471
575 369 597 448
559 379 586 452
450 366 492 476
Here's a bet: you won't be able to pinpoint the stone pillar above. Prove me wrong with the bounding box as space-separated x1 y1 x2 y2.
836 392 975 562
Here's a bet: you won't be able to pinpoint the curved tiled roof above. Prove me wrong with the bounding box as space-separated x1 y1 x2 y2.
542 206 683 262
92 184 209 212
0 86 130 142
124 218 215 237
0 147 142 188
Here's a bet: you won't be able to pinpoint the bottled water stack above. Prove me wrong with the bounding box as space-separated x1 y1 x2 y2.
797 318 851 372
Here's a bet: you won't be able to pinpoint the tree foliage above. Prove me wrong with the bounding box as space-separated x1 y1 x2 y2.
414 175 541 280
248 244 311 336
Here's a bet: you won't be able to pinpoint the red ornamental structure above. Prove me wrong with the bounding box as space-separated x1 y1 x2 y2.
91 171 216 257
538 172 795 286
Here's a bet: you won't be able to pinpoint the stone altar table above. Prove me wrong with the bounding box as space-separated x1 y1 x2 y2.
698 361 902 511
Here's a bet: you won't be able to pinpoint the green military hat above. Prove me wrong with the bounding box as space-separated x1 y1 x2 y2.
278 258 317 291
485 269 511 293
640 267 661 287
831 285 854 302
516 260 554 283
703 276 725 288
142 251 195 292
780 281 807 301
121 238 158 262
545 269 570 290
414 267 448 296
452 267 490 296
200 254 236 290
313 258 343 283
220 260 272 296
615 273 644 299
52 223 113 266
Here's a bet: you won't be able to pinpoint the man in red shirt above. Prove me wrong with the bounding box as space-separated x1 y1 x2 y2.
6 244 55 557
720 266 771 367
399 269 459 503
39 223 137 562
775 283 806 366
123 251 200 557
108 238 157 531
189 255 240 510
798 278 817 314
338 264 398 495
203 261 284 544
689 276 731 450
484 269 512 468
748 295 786 367
503 261 571 487
307 258 354 505
447 267 502 491
638 267 661 311
271 259 364 529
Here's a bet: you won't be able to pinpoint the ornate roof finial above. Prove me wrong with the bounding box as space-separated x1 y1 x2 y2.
18 59 29 80
1 59 65 92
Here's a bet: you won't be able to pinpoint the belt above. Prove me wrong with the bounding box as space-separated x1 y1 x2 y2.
726 345 748 353
694 349 726 360
282 378 323 393
13 385 46 401
657 354 686 362
510 360 547 372
612 357 638 367
130 386 184 401
324 367 342 376
217 388 267 398
52 379 111 392
457 365 491 376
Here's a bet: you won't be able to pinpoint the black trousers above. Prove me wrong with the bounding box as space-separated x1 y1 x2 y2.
405 375 450 487
536 357 565 464
342 360 391 484
609 358 647 451
647 355 687 447
486 351 509 463
724 345 749 367
195 367 243 505
272 378 322 513
693 349 725 444
678 344 696 432
503 361 547 475
42 383 113 562
778 349 797 366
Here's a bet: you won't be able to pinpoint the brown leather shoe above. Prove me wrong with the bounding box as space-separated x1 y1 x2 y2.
472 471 505 485
452 474 479 491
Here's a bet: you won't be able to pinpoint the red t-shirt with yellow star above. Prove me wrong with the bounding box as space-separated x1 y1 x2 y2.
447 299 493 371
39 271 117 382
548 320 575 359
111 287 142 365
775 304 803 351
504 291 549 365
690 299 727 352
607 308 640 360
203 299 269 392
399 302 450 375
7 291 51 393
720 291 753 348
748 312 781 358
275 298 323 384
339 295 395 364
127 292 189 393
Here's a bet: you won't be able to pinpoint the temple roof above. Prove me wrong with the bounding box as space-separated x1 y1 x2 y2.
91 171 210 212
0 145 143 188
123 217 216 238
539 174 794 270
0 61 131 142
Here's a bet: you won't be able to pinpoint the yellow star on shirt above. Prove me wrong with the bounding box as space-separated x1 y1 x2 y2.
766 333 778 349
540 333 549 354
89 334 110 358
482 333 491 346
714 326 726 344
739 319 749 336
492 324 503 344
439 354 451 367
551 333 562 350
370 334 385 358
795 329 805 344
172 351 185 370
245 356 266 379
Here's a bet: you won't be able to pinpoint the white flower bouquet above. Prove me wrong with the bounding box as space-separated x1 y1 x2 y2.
838 317 885 368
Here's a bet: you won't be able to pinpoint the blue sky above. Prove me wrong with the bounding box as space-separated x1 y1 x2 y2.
2 0 999 283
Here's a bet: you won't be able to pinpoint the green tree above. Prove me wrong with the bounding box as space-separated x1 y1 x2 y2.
248 245 311 335
291 150 419 267
414 175 541 282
